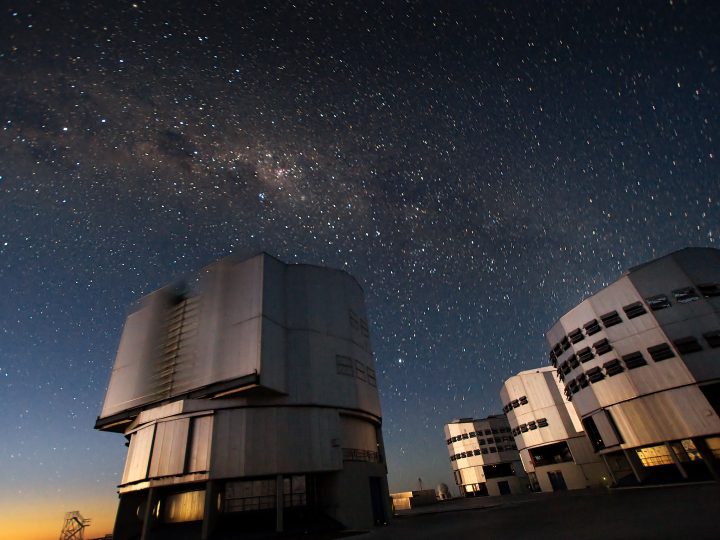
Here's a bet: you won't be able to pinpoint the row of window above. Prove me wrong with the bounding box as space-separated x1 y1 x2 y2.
510 418 549 436
501 395 528 414
548 282 720 363
446 427 511 445
561 342 677 399
555 337 613 374
336 355 377 386
449 444 517 461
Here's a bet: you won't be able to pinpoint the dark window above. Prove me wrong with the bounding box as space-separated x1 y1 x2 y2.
564 387 573 401
450 455 456 461
462 433 469 440
698 283 720 298
567 380 579 394
603 359 624 376
520 424 528 433
484 462 513 479
646 294 671 310
673 336 703 354
560 361 571 375
485 429 492 435
492 429 499 434
528 421 537 430
446 438 452 445
623 301 647 319
367 367 377 387
622 351 647 369
473 449 481 456
560 336 570 351
537 418 548 428
477 438 485 445
481 448 488 454
486 437 494 444
511 400 519 409
557 368 565 382
577 347 595 363
673 287 699 304
600 310 622 328
553 343 563 357
584 319 601 336
577 374 589 388
700 382 720 416
593 338 612 356
703 331 720 348
503 404 510 413
469 431 476 437
586 367 605 383
582 417 605 452
648 343 675 362
530 441 573 466
549 350 558 367
489 447 497 453
567 354 579 369
519 396 528 405
568 328 584 343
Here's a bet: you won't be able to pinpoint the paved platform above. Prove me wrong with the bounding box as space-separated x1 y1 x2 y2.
356 483 720 540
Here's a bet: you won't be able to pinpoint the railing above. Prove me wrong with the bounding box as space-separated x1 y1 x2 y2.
342 448 381 463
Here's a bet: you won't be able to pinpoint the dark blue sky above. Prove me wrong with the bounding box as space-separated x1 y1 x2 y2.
1 1 719 532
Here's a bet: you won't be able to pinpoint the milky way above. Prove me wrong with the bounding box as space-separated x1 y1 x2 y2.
1 2 719 528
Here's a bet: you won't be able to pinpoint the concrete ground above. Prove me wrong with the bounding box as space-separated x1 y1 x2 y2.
354 483 720 540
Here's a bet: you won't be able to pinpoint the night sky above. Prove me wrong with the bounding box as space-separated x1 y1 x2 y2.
2 1 719 538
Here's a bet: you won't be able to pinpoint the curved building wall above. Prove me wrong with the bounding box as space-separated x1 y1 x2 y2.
97 254 390 538
501 367 608 492
443 416 526 497
546 248 720 484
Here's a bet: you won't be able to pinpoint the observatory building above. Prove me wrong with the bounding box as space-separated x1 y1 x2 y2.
546 247 720 485
95 253 390 539
501 367 609 492
444 415 527 496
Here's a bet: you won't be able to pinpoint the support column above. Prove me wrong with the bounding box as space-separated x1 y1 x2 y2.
623 450 644 484
202 481 219 540
666 442 688 480
693 437 720 481
140 488 157 540
276 474 284 533
600 455 617 486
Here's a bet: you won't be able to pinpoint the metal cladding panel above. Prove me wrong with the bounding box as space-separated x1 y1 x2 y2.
187 415 212 473
122 424 155 484
210 407 342 479
609 386 720 448
565 435 599 465
340 415 377 451
149 418 189 477
100 290 174 419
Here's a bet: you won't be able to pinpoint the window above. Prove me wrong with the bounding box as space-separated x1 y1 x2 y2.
483 462 513 478
336 355 354 376
355 360 366 381
600 310 622 328
446 438 452 445
469 431 476 437
462 433 469 440
584 319 601 336
553 343 563 357
511 399 519 409
603 359 624 376
561 336 570 351
582 416 604 452
560 362 571 375
647 343 675 362
518 396 528 405
703 331 720 348
520 424 528 433
537 418 548 428
530 441 573 466
489 447 497 453
623 301 647 319
477 438 485 445
593 338 612 355
673 287 699 304
492 429 499 434
528 421 537 430
473 449 481 456
486 437 494 444
646 294 671 310
622 351 647 369
567 380 579 394
481 448 488 454
556 368 565 382
577 347 595 363
549 350 558 367
698 283 720 298
673 336 703 354
568 328 584 343
485 429 492 435
577 373 589 388
636 445 674 467
367 367 377 387
586 366 605 383
567 354 579 369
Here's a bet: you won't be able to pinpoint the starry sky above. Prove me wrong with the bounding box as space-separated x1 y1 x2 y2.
1 1 719 538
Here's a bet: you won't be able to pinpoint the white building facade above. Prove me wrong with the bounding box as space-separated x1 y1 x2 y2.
444 416 527 496
501 367 609 492
96 253 390 539
546 248 720 486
